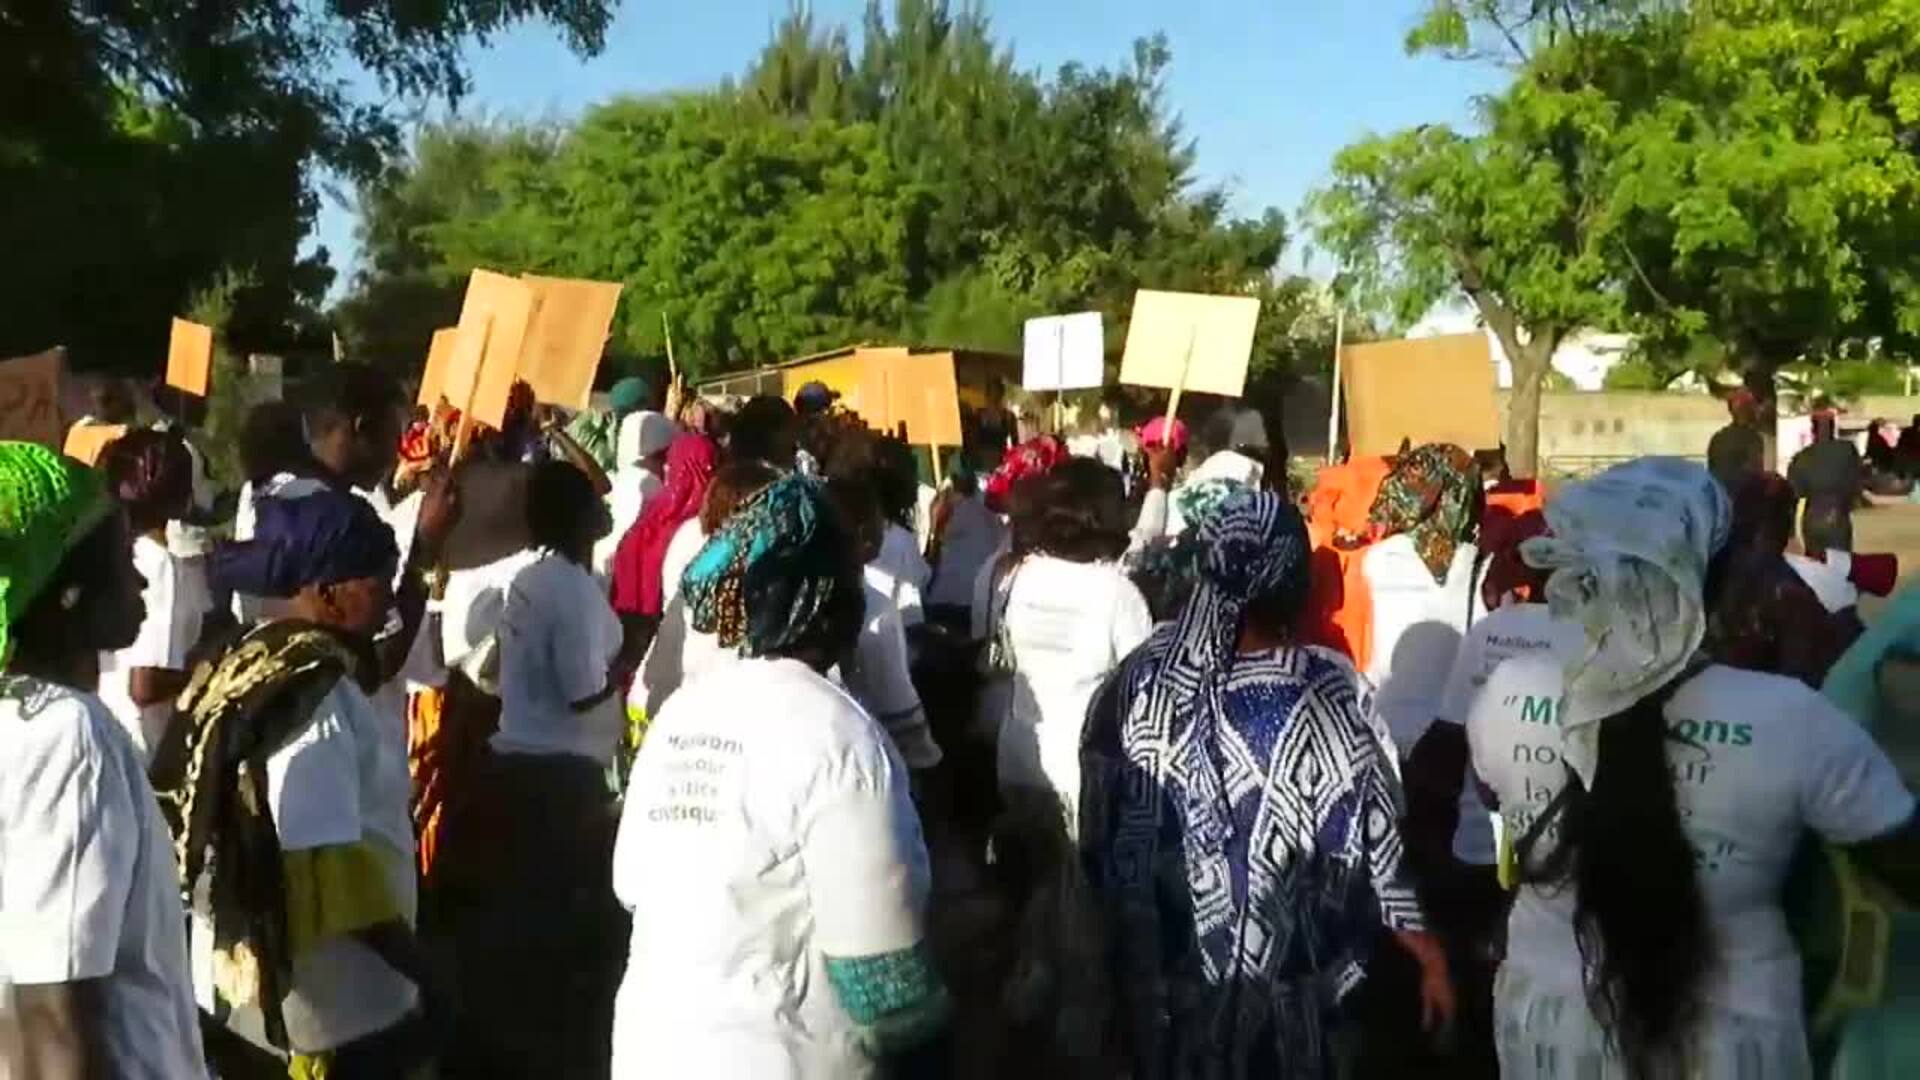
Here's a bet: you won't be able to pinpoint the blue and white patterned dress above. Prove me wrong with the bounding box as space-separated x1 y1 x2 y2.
1081 635 1423 1079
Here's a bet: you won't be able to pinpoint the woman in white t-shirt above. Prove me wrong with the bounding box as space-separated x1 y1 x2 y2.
169 488 433 1077
1360 443 1487 761
1465 459 1920 1079
96 429 210 763
437 460 632 1077
615 474 947 1077
983 457 1153 832
0 443 205 1078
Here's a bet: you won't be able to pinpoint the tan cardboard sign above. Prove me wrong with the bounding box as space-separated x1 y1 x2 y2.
63 423 127 466
519 275 622 411
166 318 214 397
1340 332 1500 457
1119 290 1262 399
0 348 65 448
449 270 536 429
417 327 459 408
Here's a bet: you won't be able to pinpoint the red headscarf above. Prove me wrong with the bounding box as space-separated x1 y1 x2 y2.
984 435 1067 513
612 433 717 616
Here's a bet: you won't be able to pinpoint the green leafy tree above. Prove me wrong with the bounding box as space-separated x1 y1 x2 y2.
1310 108 1617 476
1585 0 1920 402
0 0 615 371
340 2 1324 391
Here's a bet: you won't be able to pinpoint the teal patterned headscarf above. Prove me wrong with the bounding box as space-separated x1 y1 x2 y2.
682 473 859 657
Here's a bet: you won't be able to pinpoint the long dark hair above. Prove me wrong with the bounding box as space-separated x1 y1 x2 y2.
1516 671 1713 1076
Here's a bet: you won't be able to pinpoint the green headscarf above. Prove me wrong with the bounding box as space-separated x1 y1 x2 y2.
608 376 650 415
0 441 111 663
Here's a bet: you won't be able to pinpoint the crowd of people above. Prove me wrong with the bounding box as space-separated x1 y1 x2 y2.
4 362 1920 1080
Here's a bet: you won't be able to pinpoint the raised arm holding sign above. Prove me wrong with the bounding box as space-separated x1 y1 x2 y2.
1119 289 1262 428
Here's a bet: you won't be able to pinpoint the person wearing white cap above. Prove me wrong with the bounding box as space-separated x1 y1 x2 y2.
597 410 676 581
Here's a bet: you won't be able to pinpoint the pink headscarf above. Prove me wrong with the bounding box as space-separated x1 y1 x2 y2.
612 433 717 616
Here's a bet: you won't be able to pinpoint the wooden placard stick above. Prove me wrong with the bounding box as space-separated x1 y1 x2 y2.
1163 325 1197 432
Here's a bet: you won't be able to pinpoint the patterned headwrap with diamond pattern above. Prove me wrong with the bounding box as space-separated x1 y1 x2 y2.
0 441 111 662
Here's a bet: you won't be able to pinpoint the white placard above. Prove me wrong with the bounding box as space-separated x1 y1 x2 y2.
1022 312 1105 392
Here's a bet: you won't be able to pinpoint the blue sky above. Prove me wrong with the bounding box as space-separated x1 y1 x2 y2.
312 0 1506 291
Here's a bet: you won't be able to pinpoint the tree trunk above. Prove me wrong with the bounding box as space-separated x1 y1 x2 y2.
1505 339 1554 480
1743 359 1780 471
1466 288 1559 480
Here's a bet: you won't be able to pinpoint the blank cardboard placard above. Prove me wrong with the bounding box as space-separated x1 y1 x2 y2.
885 352 962 447
1340 333 1500 457
1119 290 1262 399
0 348 65 448
1022 312 1105 392
450 270 536 429
63 423 126 466
847 347 910 432
417 328 459 408
166 318 214 397
520 275 623 410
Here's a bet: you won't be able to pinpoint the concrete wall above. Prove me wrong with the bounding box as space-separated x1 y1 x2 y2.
1290 386 1920 475
1503 390 1724 469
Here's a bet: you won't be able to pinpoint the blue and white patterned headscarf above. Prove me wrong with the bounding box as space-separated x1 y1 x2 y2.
1140 489 1311 852
1521 457 1730 786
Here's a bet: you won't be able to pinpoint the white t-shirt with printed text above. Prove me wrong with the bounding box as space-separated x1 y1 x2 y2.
1469 657 1915 1025
0 678 206 1078
1433 603 1585 866
612 658 931 1079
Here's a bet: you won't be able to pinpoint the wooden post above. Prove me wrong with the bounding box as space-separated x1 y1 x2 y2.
1327 307 1346 464
1163 326 1196 433
449 314 493 466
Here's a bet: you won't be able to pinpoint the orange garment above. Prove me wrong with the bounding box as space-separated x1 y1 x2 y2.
1299 465 1547 669
1302 457 1394 669
408 687 449 877
408 675 503 881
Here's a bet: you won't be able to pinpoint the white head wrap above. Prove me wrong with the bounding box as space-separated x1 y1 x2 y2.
1521 457 1730 786
617 410 676 469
